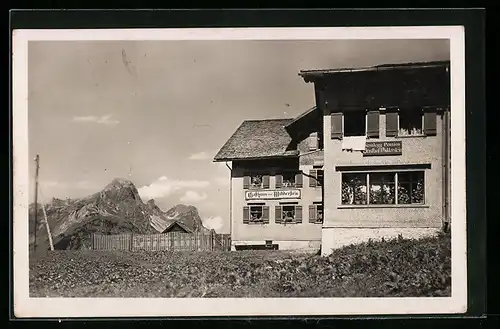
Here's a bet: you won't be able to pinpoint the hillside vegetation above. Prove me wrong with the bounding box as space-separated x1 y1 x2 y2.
29 231 451 298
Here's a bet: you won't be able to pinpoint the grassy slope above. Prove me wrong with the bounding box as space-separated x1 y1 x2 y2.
29 232 451 298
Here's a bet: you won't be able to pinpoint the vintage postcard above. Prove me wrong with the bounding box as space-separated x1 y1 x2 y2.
12 26 467 318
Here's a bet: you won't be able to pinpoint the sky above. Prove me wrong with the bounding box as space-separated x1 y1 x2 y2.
28 39 450 233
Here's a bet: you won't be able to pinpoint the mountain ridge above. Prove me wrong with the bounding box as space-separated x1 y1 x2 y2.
29 178 209 251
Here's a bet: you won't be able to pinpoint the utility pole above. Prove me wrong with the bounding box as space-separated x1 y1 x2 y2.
33 154 40 253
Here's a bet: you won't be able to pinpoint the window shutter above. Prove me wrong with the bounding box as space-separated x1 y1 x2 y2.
309 205 316 223
262 206 270 224
386 111 398 137
309 170 317 187
275 206 282 224
262 175 270 189
243 176 250 189
295 206 302 224
243 206 249 224
275 175 283 188
295 172 303 188
424 111 437 136
331 112 343 139
366 110 380 138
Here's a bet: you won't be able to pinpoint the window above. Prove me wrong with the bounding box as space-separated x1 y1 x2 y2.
276 172 303 188
282 205 296 222
341 173 368 205
309 169 324 188
275 204 302 224
341 171 425 206
399 111 424 136
243 204 269 224
243 173 270 189
309 203 323 224
317 170 324 186
369 172 396 205
250 174 263 189
397 172 425 204
343 110 366 137
282 172 296 188
250 205 263 222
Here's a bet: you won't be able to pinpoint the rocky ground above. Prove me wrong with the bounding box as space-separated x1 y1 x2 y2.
29 232 451 298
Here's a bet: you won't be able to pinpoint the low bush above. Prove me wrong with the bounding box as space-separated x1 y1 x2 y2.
29 231 451 298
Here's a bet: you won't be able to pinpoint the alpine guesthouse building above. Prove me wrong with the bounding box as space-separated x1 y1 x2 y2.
214 61 451 255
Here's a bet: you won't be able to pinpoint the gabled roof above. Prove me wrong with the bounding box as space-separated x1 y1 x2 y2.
284 106 320 139
161 221 193 234
299 60 450 82
150 215 193 234
284 106 317 129
214 118 298 162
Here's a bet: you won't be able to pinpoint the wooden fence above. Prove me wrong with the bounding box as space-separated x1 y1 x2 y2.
92 232 231 252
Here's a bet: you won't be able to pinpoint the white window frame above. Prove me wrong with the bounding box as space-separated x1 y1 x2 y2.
340 170 426 206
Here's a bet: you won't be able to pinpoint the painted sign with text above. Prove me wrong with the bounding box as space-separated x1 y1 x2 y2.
363 141 402 156
245 189 301 200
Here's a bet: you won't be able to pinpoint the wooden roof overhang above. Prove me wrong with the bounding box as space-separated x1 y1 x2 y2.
299 61 451 113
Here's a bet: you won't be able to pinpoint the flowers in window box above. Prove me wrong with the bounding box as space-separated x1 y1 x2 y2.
250 175 262 188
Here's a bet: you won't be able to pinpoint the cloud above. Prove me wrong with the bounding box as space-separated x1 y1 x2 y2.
138 176 210 200
180 190 208 203
72 114 120 126
202 216 224 231
188 151 212 160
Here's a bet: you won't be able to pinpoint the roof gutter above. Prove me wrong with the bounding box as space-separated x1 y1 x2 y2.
213 152 299 162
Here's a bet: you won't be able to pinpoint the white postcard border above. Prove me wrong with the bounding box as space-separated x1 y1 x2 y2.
12 26 467 318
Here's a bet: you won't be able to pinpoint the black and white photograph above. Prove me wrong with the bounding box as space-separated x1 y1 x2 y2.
12 26 467 317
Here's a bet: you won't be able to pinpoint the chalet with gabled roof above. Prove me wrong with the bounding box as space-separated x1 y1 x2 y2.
215 60 451 255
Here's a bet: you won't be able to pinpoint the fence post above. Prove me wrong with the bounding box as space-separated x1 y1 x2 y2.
211 230 215 251
130 233 133 251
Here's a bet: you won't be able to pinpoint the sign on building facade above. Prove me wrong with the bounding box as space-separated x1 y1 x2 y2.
245 189 301 200
363 141 402 156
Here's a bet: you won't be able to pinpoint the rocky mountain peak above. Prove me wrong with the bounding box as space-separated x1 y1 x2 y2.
100 178 141 203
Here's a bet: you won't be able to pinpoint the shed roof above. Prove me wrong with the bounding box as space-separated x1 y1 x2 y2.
213 118 298 162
